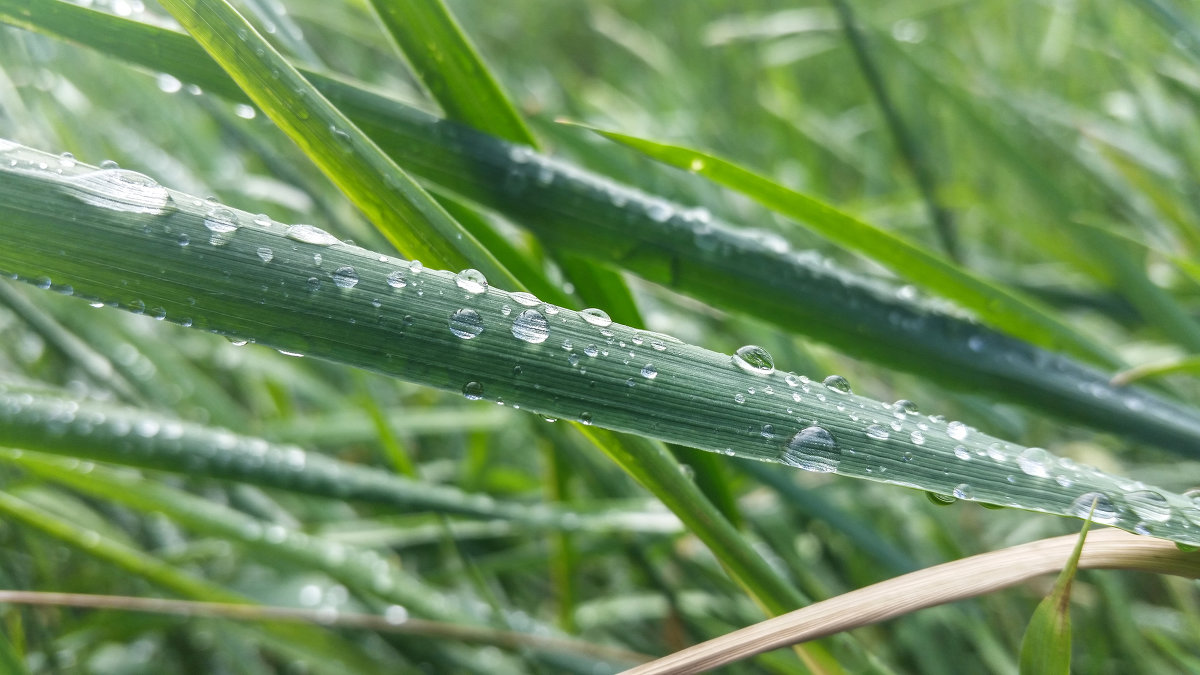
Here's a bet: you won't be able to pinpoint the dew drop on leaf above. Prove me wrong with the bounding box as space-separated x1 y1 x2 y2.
449 308 483 339
455 269 488 295
946 421 968 440
511 309 549 344
580 308 613 327
332 266 358 288
822 375 851 394
1125 490 1171 523
285 224 339 246
640 364 657 379
779 426 839 473
1069 491 1119 524
256 247 273 263
865 424 889 440
732 345 775 375
511 291 540 307
1016 447 1054 478
462 381 484 400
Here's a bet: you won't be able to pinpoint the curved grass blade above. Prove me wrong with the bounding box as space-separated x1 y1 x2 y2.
154 0 517 288
1111 356 1200 387
3 144 1200 550
567 122 1115 367
11 3 1200 457
0 488 391 675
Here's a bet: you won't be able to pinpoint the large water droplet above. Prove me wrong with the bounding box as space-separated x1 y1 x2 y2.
580 308 612 327
1125 490 1172 523
640 364 658 380
732 345 775 376
449 308 483 339
1069 492 1119 524
455 269 488 295
865 424 889 440
286 224 339 246
386 270 407 288
511 309 549 344
204 207 239 234
946 421 968 441
822 375 851 394
332 266 358 288
891 399 918 415
63 169 171 215
462 381 484 400
780 426 839 473
1016 447 1054 478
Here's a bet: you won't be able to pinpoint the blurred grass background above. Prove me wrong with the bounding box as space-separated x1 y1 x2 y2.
1 0 1199 673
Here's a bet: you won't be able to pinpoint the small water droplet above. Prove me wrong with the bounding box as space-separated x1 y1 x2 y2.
584 344 599 357
462 381 484 400
1126 490 1172 523
1016 447 1054 478
511 309 549 344
455 269 488 295
892 399 918 415
952 483 974 500
640 364 657 379
865 424 889 440
204 207 239 234
732 345 775 375
332 266 358 288
386 270 407 288
780 426 839 473
256 246 273 262
733 393 746 403
580 308 612 327
579 412 593 425
650 339 666 352
285 224 339 246
910 430 925 445
822 375 851 394
761 424 775 438
1068 492 1119 524
946 421 968 441
449 308 483 339
178 234 190 246
954 446 970 460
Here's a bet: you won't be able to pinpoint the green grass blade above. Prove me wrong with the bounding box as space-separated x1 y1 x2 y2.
570 123 1115 367
3 144 1200 550
365 0 536 146
1018 509 1094 675
154 0 517 288
0 488 390 675
1112 356 1200 387
12 2 1199 456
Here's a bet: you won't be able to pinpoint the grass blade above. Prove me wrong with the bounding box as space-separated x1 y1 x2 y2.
1018 508 1094 675
12 3 1200 457
154 0 517 288
3 143 1200 549
568 123 1115 367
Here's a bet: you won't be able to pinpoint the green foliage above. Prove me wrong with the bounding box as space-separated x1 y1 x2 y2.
1 1 1199 673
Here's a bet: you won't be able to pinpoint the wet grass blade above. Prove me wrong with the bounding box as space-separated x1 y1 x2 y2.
154 0 517 288
12 2 1200 457
1018 508 1093 675
569 123 1115 367
3 143 1200 550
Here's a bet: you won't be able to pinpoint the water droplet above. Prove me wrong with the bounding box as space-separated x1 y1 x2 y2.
954 446 970 460
584 344 599 357
511 309 549 344
462 381 484 400
313 253 323 266
580 308 612 327
650 340 667 352
1126 490 1172 523
384 605 409 625
511 291 540 306
449 309 483 339
689 157 705 171
256 247 274 262
386 270 407 288
910 430 925 445
946 421 968 441
761 424 775 438
1016 447 1054 478
1068 492 1119 524
865 424 889 440
64 169 171 215
579 412 593 425
780 426 839 473
733 393 746 403
640 364 657 379
306 277 321 292
927 492 957 506
952 483 974 500
732 345 775 376
822 375 851 394
204 207 239 234
332 266 358 288
455 269 488 295
892 399 918 415
285 224 339 246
